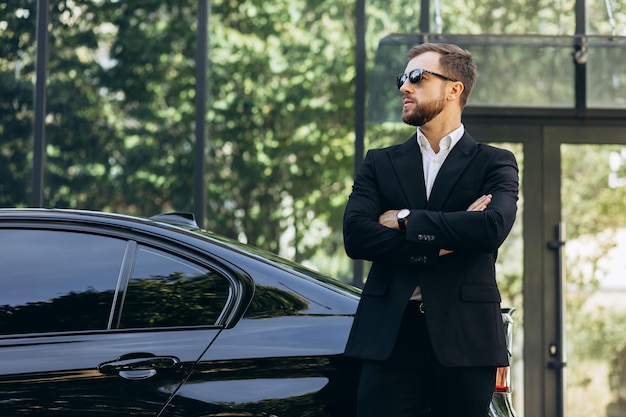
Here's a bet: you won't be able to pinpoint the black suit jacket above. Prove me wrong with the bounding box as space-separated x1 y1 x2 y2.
343 132 519 367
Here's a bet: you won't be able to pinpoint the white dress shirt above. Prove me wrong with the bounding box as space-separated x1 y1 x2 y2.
411 124 465 300
417 124 465 198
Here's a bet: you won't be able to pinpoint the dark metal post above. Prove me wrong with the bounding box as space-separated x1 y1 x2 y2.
420 0 430 33
352 0 366 287
194 0 209 228
574 0 587 115
32 0 49 207
547 222 567 417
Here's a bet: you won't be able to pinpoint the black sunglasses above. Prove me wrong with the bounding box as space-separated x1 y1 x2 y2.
396 68 458 89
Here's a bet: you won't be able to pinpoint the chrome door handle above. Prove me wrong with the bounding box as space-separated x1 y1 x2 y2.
98 352 180 380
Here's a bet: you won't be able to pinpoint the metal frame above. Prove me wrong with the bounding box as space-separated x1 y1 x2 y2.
32 0 48 208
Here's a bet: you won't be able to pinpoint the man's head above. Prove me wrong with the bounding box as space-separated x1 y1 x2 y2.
405 43 477 109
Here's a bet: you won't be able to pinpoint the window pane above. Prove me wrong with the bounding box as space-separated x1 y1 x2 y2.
587 38 626 109
119 246 230 328
587 0 625 36
562 144 626 417
0 230 125 335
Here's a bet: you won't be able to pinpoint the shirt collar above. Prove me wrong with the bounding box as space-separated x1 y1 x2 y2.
417 124 465 153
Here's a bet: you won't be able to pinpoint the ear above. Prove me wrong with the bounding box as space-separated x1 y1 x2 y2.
447 81 464 102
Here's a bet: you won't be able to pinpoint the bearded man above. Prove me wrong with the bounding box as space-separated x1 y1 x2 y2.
343 42 519 417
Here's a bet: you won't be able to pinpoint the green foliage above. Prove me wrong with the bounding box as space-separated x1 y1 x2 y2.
205 0 356 258
562 144 626 239
561 144 626 411
0 0 356 265
0 1 36 207
568 305 626 360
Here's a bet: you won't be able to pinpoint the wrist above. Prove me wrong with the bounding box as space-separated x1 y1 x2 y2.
397 209 410 230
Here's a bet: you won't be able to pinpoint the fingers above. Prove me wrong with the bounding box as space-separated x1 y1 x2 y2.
467 194 492 211
378 210 399 228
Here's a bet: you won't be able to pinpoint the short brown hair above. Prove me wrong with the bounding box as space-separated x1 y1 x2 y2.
406 43 477 108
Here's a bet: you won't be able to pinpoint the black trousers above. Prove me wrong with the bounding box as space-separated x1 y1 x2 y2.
356 301 496 417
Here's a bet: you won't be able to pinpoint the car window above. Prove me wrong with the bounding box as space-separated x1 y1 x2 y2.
118 245 230 329
0 229 126 335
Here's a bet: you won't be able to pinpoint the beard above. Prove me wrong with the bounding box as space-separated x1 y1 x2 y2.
401 94 446 127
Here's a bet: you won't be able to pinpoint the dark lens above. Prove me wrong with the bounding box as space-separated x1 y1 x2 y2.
408 69 422 84
397 69 424 89
396 74 406 89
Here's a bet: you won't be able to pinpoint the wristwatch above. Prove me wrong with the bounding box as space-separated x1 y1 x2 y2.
397 209 410 231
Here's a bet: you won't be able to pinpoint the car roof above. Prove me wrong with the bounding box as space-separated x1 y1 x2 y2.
0 207 193 230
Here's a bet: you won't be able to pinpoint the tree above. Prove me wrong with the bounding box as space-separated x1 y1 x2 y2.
0 0 356 269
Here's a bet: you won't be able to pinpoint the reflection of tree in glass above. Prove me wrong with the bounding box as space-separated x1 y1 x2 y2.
244 285 309 319
120 272 230 329
0 272 233 335
0 288 114 335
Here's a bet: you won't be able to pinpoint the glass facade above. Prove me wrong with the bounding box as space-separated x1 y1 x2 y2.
368 34 626 124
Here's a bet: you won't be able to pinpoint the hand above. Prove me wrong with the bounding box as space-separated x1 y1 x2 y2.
378 210 400 229
467 194 492 211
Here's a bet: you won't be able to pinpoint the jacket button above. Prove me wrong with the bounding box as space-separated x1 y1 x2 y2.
410 256 428 264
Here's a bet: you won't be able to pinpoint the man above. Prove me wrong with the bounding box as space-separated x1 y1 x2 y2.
343 43 519 416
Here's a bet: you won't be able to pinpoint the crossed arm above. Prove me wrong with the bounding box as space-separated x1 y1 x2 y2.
377 194 493 256
377 194 492 230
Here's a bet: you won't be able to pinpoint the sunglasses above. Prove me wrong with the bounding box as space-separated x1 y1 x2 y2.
396 68 458 89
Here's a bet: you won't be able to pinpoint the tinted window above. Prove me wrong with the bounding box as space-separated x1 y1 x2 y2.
0 229 126 335
119 245 230 329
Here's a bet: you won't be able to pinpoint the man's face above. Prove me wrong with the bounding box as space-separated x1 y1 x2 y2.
401 87 447 127
399 52 449 127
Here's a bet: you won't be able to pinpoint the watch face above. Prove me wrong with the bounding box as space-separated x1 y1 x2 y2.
398 209 410 219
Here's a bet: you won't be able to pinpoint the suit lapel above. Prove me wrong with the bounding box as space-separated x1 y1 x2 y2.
390 134 428 209
427 133 479 210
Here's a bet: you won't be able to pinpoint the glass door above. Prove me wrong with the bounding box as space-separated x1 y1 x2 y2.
562 144 626 417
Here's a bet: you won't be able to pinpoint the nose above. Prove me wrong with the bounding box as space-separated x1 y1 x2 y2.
397 75 408 91
399 79 411 93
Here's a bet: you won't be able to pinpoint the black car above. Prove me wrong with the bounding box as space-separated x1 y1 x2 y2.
0 208 517 416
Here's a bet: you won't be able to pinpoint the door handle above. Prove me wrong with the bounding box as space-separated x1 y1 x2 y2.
547 222 567 417
98 352 180 380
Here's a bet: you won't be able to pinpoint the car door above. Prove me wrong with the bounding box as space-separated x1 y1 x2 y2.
0 227 230 416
